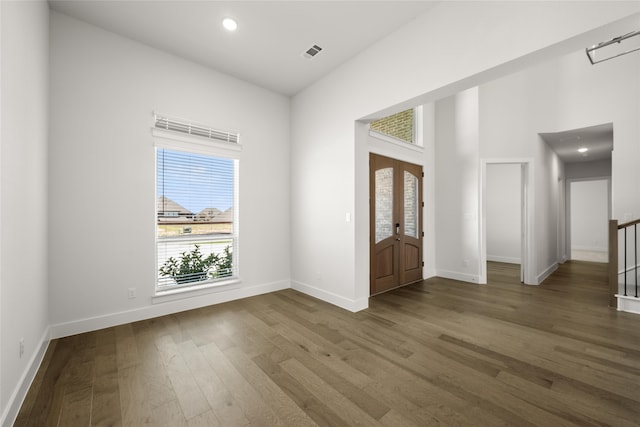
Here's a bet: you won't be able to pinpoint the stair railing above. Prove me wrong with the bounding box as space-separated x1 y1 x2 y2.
609 218 640 308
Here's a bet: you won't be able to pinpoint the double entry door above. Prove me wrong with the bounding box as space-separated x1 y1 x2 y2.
370 153 423 295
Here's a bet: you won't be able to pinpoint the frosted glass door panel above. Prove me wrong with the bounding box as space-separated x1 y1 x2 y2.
404 171 418 238
375 168 393 243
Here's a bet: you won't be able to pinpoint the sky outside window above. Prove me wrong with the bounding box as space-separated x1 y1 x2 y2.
156 148 234 214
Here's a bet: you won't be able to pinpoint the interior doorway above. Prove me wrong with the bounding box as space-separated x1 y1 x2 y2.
486 164 523 274
568 178 610 262
369 153 423 295
480 159 532 284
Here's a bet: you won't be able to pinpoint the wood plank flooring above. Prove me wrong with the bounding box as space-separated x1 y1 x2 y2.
14 261 640 426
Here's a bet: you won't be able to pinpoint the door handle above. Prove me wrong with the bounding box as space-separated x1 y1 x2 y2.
396 223 400 235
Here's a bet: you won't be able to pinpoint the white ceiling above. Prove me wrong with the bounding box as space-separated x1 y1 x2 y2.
540 123 613 163
49 0 437 96
46 0 620 162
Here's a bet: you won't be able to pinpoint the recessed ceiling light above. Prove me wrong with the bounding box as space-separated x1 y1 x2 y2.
578 147 588 153
222 18 237 32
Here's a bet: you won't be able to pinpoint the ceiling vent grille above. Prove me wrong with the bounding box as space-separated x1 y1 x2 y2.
154 113 239 144
302 44 323 60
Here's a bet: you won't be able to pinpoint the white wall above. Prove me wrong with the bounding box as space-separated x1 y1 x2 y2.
435 88 481 283
538 47 638 274
293 1 639 310
548 35 639 297
479 39 639 282
565 160 611 260
0 1 49 424
48 12 291 336
565 159 611 180
479 61 562 282
570 179 609 254
553 48 640 222
486 164 521 264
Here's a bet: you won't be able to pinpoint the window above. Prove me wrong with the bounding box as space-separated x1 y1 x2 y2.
369 107 422 146
156 147 237 291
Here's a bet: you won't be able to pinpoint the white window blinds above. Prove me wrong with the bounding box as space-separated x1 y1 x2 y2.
156 147 236 290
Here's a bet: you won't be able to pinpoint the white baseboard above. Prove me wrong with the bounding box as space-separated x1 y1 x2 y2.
436 270 481 284
1 327 50 427
423 269 436 280
49 279 290 339
487 255 521 264
537 262 558 284
617 295 640 315
572 245 607 252
291 280 368 312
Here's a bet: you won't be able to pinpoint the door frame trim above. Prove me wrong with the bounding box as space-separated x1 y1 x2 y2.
479 158 535 285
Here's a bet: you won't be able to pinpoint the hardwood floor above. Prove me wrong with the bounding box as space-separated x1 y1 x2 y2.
15 261 640 426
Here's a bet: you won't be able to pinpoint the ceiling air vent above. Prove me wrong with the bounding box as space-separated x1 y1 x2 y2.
302 44 323 60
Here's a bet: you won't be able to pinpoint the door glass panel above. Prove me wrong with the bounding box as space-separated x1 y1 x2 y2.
375 168 393 243
404 171 418 238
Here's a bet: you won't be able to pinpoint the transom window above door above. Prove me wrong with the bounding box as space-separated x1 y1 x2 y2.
369 106 422 146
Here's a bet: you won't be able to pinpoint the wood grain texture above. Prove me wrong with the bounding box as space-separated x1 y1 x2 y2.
15 261 640 426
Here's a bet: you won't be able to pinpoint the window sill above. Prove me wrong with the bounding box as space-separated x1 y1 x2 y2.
152 277 241 304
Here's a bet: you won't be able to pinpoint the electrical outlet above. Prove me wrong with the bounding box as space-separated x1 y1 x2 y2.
19 338 24 358
128 287 136 299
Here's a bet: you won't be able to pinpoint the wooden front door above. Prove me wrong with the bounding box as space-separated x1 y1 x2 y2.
370 153 423 295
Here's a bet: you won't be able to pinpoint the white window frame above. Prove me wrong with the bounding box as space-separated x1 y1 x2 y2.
152 117 242 302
